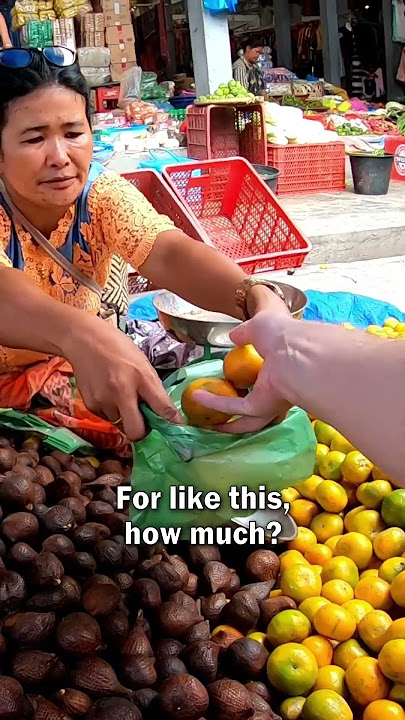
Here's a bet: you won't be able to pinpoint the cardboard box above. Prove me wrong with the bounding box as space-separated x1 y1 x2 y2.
110 59 136 82
94 31 105 46
109 40 136 65
105 23 134 46
102 0 130 14
104 10 131 26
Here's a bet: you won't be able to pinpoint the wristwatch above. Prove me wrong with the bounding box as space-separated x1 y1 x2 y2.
235 277 288 321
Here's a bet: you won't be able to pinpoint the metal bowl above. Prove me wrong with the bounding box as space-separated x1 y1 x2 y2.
231 507 297 543
153 282 307 348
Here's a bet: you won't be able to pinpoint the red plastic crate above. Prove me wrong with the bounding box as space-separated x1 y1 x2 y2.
122 169 208 293
94 84 120 113
267 142 346 195
163 158 312 274
385 135 405 182
187 104 267 166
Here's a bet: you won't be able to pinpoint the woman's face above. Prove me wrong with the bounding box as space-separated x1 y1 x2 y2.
245 45 263 64
0 85 93 209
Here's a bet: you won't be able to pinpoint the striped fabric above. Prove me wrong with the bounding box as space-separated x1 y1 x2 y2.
101 253 129 316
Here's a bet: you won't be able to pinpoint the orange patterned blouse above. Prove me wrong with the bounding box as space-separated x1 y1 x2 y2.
0 166 175 372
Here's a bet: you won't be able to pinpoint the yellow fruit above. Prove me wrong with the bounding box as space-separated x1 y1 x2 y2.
282 487 301 504
361 569 379 579
223 343 263 389
319 452 346 481
267 642 318 695
314 603 356 642
342 599 373 625
391 570 405 606
325 535 343 553
267 609 311 646
295 476 324 502
345 656 390 705
333 639 368 670
290 500 320 528
270 589 283 597
330 432 356 455
335 533 373 570
385 317 400 329
374 528 405 560
379 557 405 583
311 513 344 544
389 684 405 706
381 489 405 529
357 480 393 509
379 640 405 683
364 700 405 720
322 556 359 589
86 456 100 468
315 480 348 513
301 689 353 720
280 696 306 720
281 564 322 604
181 377 238 427
299 597 330 625
355 576 393 611
313 421 338 446
312 564 323 575
279 550 309 573
305 543 333 567
322 579 354 605
313 665 347 697
342 451 373 485
289 527 318 554
351 510 386 541
345 505 366 532
358 609 392 652
302 636 333 668
384 619 405 644
247 631 269 646
314 444 330 474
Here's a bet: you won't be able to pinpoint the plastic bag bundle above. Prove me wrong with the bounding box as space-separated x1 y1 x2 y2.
118 66 142 107
141 72 168 101
27 19 53 46
131 359 316 539
54 0 86 18
78 47 111 69
11 1 39 29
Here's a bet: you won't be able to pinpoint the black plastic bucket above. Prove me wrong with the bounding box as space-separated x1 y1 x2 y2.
253 164 281 193
349 153 394 195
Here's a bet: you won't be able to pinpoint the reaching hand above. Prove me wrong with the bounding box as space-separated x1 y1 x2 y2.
193 311 292 433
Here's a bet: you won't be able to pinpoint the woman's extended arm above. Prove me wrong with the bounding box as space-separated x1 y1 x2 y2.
194 310 405 483
0 267 182 439
0 14 12 47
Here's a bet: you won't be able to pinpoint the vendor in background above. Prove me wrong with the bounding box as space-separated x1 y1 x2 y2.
0 13 12 48
0 46 274 454
232 37 266 97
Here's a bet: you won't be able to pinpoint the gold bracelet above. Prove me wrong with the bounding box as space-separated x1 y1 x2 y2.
235 277 287 320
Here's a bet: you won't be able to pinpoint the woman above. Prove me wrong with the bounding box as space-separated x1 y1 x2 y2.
0 46 275 453
232 37 266 97
0 13 12 49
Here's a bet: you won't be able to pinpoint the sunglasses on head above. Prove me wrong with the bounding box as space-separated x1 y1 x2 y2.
0 46 76 69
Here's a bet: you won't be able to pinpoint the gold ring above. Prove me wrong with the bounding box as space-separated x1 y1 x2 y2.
111 416 122 426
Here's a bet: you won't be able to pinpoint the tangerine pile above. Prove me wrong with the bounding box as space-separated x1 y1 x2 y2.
266 418 405 720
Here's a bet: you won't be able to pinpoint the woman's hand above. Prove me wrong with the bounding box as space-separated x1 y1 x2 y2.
65 318 183 441
193 310 292 433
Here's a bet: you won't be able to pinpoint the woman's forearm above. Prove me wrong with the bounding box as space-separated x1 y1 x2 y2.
270 316 405 479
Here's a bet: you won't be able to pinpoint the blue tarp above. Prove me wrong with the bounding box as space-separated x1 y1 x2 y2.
128 290 405 329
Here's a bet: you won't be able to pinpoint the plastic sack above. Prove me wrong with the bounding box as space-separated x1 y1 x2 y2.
78 47 110 69
118 66 142 107
141 72 168 101
81 67 111 87
131 359 316 539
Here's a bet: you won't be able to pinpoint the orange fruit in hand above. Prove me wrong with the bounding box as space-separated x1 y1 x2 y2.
345 656 390 706
223 343 263 389
358 609 392 652
302 635 333 668
342 451 373 485
363 700 405 720
181 377 238 427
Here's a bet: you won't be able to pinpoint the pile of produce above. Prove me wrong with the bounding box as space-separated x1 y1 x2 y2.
197 81 256 105
264 103 339 146
385 102 405 136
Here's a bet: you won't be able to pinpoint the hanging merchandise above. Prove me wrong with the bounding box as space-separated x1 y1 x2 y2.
203 0 238 14
393 0 405 43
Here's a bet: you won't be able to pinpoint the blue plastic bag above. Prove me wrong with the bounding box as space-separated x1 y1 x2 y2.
203 0 237 13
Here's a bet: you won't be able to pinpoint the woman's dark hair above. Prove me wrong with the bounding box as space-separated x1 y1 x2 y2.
240 36 264 52
0 53 90 134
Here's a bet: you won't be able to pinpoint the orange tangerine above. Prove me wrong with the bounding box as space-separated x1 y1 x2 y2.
384 618 405 643
313 665 347 697
358 609 392 652
295 475 324 502
333 639 368 670
211 624 243 639
313 420 339 446
360 568 379 579
356 480 393 509
345 656 390 706
281 564 322 604
374 528 405 561
247 631 269 647
391 570 405 606
289 527 318 554
301 690 352 720
378 640 405 683
280 696 306 720
363 700 405 720
290 499 320 528
335 532 373 570
267 609 311 647
345 505 366 532
270 589 283 598
314 444 330 475
310 513 344 544
322 579 354 605
304 543 333 567
223 343 264 389
313 603 356 642
302 635 333 668
342 451 373 485
322 556 359 589
351 510 386 542
342 599 373 625
279 550 309 573
381 489 405 529
267 642 318 696
312 564 323 575
389 684 405 706
325 535 343 553
319 451 346 481
181 377 238 427
379 557 405 584
315 480 348 513
330 432 356 455
355 576 393 611
282 487 301 504
299 597 330 625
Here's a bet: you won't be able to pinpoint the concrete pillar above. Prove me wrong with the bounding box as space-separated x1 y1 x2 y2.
320 0 341 86
273 0 292 69
187 0 232 96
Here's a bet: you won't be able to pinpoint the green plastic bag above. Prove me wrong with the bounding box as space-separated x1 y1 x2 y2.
131 359 316 537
